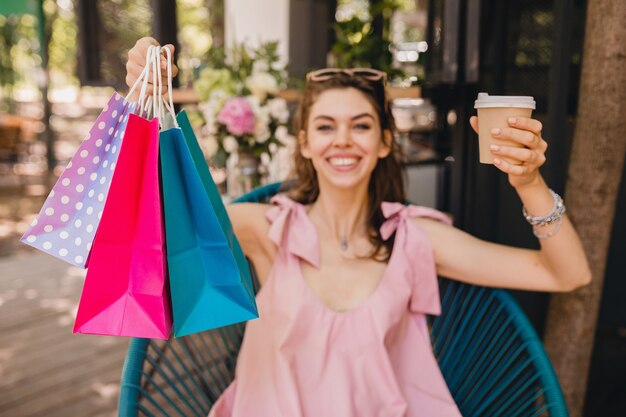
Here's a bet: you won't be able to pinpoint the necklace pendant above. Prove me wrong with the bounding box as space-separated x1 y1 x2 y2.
340 238 348 251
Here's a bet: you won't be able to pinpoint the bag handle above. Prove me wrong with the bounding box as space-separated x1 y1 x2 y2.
149 46 178 128
150 45 161 120
126 44 179 128
143 45 179 129
136 45 158 117
126 44 156 106
159 46 179 128
162 46 176 121
142 45 162 121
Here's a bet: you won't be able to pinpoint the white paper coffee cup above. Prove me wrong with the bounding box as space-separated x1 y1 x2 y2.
474 93 536 164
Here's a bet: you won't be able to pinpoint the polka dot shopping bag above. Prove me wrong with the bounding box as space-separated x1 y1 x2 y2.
20 93 137 268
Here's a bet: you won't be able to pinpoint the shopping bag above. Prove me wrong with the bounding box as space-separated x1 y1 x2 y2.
160 110 258 337
21 94 136 267
73 112 172 338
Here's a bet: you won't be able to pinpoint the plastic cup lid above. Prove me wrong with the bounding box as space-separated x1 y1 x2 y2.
474 92 536 109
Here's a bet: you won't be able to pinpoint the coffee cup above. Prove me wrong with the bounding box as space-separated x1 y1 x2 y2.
474 93 536 164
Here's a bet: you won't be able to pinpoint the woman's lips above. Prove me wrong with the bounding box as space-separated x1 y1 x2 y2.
326 156 361 171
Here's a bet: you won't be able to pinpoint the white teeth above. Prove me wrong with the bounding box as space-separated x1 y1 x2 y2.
329 157 358 167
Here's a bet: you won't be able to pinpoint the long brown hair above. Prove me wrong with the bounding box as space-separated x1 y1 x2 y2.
287 73 406 261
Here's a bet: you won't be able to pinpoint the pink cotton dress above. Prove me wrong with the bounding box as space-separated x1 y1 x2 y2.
208 195 462 417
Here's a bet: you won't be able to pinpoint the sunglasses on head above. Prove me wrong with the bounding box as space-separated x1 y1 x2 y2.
306 68 388 84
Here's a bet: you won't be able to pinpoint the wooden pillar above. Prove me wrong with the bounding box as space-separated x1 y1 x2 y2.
288 0 335 78
76 0 102 85
151 0 179 87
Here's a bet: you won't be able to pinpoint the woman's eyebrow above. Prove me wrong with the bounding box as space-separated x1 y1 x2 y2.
351 113 375 121
312 115 335 122
312 113 375 121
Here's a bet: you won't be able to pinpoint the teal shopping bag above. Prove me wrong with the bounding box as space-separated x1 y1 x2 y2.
160 110 258 337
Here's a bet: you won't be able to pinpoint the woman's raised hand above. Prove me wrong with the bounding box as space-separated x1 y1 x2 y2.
470 115 548 190
125 37 179 101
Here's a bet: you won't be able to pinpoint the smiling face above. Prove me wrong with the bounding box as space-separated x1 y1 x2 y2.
299 87 391 191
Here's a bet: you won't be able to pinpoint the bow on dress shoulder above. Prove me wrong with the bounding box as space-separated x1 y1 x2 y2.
380 202 452 316
265 194 321 269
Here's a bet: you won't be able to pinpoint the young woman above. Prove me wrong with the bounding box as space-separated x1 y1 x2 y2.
126 38 591 417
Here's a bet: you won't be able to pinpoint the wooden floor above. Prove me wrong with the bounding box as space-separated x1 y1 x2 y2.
0 252 129 417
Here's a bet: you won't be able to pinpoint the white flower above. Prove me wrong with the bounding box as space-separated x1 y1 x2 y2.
247 95 270 124
260 152 271 166
201 98 224 130
223 135 239 153
267 98 290 124
252 60 270 74
200 114 218 135
254 120 271 143
257 108 271 126
246 94 261 107
201 135 219 158
275 125 288 142
245 72 279 101
272 62 286 72
280 133 297 147
275 125 296 146
209 89 230 105
267 146 294 182
269 142 278 154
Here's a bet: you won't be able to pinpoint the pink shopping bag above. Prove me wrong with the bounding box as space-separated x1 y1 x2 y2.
21 93 136 268
73 113 172 338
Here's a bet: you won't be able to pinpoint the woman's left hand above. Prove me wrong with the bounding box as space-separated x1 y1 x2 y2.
469 116 548 190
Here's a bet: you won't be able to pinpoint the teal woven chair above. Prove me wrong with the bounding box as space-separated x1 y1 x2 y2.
118 182 568 417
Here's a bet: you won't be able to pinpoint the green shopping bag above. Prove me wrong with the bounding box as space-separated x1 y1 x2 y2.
160 110 258 337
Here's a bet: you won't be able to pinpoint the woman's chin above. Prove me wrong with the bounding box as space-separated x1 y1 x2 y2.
318 171 371 191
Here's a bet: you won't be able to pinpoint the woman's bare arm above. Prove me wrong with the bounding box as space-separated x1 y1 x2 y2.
226 203 276 285
415 215 590 292
420 116 591 292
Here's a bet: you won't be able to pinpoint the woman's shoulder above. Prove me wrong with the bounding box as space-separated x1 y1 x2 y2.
226 202 277 272
228 193 306 228
228 201 274 220
226 202 273 247
382 201 453 225
407 205 455 238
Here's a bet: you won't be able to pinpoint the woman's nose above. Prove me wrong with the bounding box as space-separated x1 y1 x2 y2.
333 126 352 147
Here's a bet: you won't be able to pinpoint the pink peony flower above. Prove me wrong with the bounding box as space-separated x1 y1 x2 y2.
217 97 256 136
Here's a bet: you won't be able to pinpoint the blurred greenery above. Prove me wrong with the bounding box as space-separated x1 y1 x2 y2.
514 10 554 67
0 0 422 106
177 0 225 87
331 0 414 78
96 0 151 88
47 0 78 89
0 0 77 88
0 14 38 107
0 0 223 101
0 0 79 112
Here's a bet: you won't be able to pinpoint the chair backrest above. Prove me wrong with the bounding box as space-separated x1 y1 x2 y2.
118 182 568 417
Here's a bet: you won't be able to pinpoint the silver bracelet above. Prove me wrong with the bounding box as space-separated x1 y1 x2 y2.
533 216 563 239
522 189 566 227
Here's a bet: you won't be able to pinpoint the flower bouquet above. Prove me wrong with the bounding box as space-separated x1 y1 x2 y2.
194 41 296 196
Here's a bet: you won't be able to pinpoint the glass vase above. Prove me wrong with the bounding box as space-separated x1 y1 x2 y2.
226 151 261 198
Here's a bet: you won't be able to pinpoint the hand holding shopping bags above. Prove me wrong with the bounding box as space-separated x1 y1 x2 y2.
73 46 173 338
24 44 258 338
75 45 258 338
